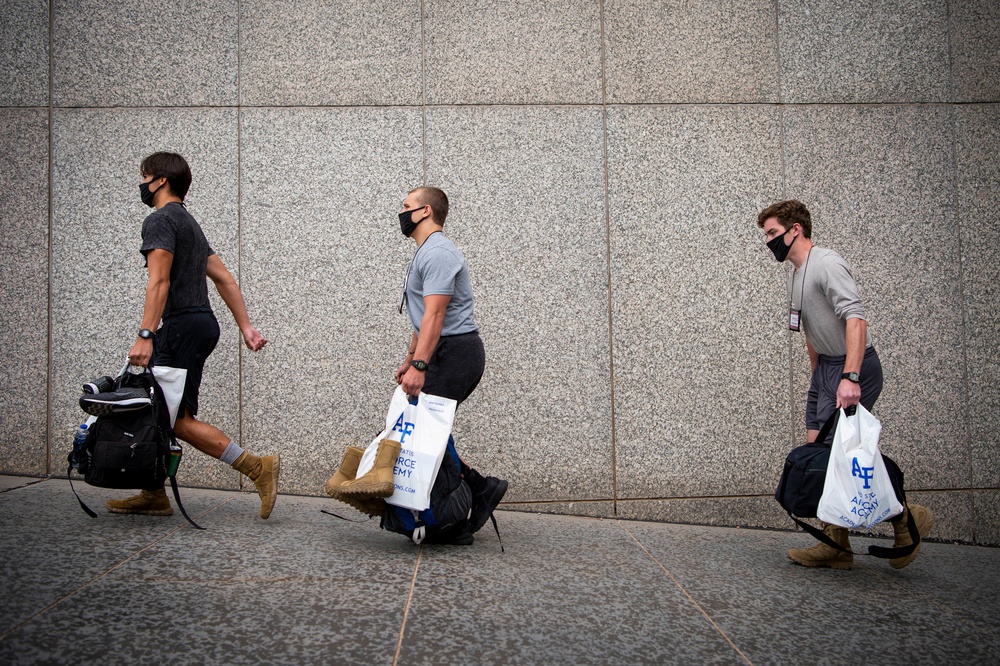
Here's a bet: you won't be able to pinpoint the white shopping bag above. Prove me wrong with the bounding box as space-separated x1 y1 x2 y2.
355 386 456 512
817 405 903 528
151 365 187 428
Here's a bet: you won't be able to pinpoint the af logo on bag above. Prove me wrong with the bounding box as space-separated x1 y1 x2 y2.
852 457 875 487
817 406 904 529
392 413 415 443
355 386 457 512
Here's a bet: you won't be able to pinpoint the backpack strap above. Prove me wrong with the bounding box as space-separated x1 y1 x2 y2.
790 506 921 559
813 409 840 446
411 510 426 545
67 467 98 518
168 474 205 530
866 507 920 559
487 513 504 553
146 365 205 531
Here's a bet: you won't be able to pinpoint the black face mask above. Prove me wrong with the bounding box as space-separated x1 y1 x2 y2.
767 228 796 262
139 178 159 208
398 206 426 237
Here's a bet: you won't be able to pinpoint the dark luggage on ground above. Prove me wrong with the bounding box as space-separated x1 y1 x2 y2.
774 408 918 559
381 437 473 545
69 365 203 529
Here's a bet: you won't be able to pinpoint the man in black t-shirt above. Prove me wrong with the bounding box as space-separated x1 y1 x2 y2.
105 152 280 519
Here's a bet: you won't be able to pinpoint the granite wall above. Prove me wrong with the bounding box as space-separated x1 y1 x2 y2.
1 0 997 544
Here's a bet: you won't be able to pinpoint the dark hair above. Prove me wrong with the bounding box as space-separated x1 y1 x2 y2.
757 199 812 238
140 152 192 200
411 186 449 226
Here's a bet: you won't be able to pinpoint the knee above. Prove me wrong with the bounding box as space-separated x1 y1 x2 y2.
173 413 195 440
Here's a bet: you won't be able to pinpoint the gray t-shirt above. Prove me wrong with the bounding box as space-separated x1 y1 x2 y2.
789 247 872 356
791 246 873 356
404 232 477 336
140 202 215 316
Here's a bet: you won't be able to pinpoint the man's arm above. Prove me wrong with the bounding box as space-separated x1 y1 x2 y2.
206 254 267 351
399 294 449 397
395 331 419 384
128 248 172 367
836 317 866 408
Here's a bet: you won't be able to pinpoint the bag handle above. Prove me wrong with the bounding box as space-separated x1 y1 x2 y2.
812 408 840 447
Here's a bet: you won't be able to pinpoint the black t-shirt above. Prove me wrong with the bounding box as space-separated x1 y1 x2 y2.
140 202 215 316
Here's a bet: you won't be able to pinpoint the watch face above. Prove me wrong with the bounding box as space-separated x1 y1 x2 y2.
411 359 427 371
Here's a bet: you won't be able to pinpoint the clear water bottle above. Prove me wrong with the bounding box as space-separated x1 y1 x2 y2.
70 416 97 470
71 425 89 469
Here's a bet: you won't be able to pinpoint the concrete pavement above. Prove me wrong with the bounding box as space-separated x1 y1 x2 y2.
1 475 998 665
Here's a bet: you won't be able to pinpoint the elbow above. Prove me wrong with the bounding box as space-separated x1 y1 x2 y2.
148 276 170 293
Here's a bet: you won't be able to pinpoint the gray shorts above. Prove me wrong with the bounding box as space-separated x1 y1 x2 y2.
806 346 883 444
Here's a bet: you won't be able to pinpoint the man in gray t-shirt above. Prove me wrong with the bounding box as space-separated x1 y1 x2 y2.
330 187 507 543
758 199 933 571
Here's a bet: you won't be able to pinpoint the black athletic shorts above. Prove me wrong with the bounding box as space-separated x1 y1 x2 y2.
422 331 485 406
153 309 220 417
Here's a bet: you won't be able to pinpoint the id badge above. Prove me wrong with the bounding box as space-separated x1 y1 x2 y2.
789 309 801 332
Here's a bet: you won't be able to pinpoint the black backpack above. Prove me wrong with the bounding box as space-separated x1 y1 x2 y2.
69 366 203 529
381 437 473 545
775 408 918 559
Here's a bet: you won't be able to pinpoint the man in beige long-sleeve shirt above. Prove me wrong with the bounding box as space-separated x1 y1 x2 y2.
759 199 933 571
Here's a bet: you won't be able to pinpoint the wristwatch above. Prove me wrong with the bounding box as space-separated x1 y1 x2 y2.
410 359 428 371
138 328 155 340
841 372 860 383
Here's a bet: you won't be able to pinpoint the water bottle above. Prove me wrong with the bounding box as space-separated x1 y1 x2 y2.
166 443 183 476
71 419 95 470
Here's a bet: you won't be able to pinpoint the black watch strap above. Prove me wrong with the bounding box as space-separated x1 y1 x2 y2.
411 359 428 371
841 372 860 383
138 328 155 340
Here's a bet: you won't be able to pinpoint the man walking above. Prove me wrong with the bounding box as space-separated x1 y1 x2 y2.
105 152 279 519
338 186 507 542
758 199 933 570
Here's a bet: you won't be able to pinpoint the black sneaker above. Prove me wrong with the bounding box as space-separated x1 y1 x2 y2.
79 388 151 416
82 376 115 395
469 477 508 534
422 524 475 546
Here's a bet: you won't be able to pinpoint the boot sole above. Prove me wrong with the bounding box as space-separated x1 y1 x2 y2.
334 495 385 517
787 553 853 570
339 482 394 499
785 553 854 571
324 474 346 497
106 506 174 516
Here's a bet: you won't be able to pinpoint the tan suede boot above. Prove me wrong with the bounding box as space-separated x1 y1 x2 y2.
787 522 854 569
339 439 400 499
325 447 387 516
106 488 173 516
324 446 365 497
232 451 280 519
889 504 935 570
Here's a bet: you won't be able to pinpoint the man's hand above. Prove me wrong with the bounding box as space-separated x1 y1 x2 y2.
836 378 861 409
242 326 268 352
128 337 154 368
400 366 425 398
394 361 409 384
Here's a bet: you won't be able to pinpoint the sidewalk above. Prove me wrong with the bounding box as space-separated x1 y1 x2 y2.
1 475 998 665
